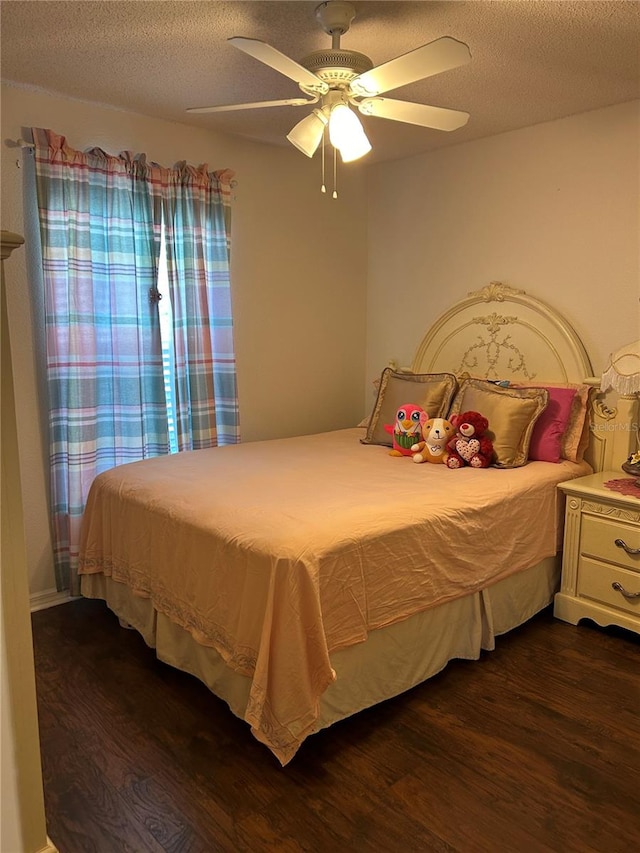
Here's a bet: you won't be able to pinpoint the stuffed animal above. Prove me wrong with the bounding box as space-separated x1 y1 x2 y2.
446 411 495 469
411 412 455 464
384 404 425 457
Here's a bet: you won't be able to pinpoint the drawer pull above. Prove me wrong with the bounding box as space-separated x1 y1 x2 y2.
614 538 640 556
611 582 640 600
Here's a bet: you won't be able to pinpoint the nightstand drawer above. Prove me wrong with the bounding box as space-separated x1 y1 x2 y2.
581 515 640 573
578 557 640 616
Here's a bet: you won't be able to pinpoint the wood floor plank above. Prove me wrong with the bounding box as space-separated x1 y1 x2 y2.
32 599 640 852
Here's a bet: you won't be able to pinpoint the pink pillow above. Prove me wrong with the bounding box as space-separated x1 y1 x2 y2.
526 386 576 462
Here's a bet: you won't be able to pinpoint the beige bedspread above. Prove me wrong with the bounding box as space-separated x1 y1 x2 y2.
78 428 590 763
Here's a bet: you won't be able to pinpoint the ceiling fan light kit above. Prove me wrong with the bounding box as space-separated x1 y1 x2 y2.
328 103 371 162
286 108 327 157
188 1 471 194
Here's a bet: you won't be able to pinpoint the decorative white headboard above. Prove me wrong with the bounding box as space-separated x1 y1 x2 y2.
408 282 636 473
410 281 592 383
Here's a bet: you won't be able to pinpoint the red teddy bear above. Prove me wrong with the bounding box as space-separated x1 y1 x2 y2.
446 411 495 469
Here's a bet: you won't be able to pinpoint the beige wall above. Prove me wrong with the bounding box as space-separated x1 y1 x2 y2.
1 83 368 598
3 84 638 601
365 100 640 394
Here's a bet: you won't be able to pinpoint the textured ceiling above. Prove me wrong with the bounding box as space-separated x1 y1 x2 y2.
2 1 639 164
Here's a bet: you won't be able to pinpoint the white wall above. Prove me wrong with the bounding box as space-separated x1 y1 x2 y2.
1 83 368 598
365 101 640 390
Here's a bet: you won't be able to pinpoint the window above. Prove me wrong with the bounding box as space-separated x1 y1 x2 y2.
157 222 178 454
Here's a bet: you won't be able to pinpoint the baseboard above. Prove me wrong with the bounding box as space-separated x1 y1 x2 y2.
29 588 75 613
38 836 60 853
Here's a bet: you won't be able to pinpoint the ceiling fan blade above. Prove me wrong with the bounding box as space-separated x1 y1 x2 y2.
357 98 470 131
349 36 471 98
229 37 328 94
187 97 318 114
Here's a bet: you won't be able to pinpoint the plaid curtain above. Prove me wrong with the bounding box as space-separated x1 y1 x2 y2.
32 129 238 593
159 162 239 449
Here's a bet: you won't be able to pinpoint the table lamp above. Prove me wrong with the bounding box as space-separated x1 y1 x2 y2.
600 340 640 478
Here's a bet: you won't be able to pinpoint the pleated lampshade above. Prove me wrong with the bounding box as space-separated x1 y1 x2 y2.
600 340 640 396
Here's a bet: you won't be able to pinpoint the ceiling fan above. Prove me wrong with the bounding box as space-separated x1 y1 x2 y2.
187 1 471 163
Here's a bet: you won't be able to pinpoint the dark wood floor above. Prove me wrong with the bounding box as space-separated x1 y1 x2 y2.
32 599 639 853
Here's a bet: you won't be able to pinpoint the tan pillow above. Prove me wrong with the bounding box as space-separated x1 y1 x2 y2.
561 384 592 462
575 398 593 463
362 368 457 446
358 377 383 427
449 379 549 468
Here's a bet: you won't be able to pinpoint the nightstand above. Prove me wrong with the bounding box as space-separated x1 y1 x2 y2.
554 471 640 636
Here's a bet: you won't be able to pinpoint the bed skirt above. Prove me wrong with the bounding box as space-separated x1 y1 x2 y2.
81 554 559 755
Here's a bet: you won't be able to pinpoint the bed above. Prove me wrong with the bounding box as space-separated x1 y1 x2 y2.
78 282 626 765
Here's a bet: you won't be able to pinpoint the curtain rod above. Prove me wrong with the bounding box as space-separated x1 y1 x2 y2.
8 138 35 149
6 139 237 193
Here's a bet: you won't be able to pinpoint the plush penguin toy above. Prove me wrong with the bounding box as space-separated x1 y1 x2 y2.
384 404 425 457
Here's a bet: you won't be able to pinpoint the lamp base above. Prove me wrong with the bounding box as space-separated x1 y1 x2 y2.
621 455 640 488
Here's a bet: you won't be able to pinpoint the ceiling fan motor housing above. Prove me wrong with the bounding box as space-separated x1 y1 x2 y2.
301 49 373 88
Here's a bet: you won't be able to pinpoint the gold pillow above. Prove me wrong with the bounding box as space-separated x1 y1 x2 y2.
362 368 457 447
449 379 549 468
561 384 592 462
358 376 383 427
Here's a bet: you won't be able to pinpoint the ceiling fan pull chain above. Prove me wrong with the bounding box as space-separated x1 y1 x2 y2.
321 128 327 194
332 145 338 199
